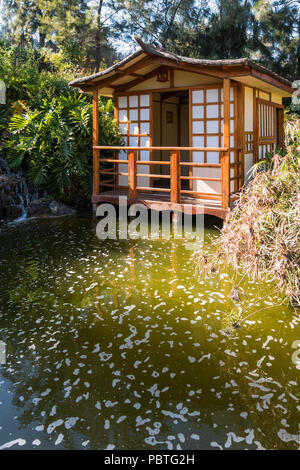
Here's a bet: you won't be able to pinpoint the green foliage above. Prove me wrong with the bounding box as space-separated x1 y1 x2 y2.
0 41 121 199
4 94 121 198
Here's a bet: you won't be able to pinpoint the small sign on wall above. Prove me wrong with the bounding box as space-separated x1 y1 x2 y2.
166 111 173 124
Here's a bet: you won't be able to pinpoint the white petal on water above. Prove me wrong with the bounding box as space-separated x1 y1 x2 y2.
0 438 26 450
55 434 64 445
64 417 79 430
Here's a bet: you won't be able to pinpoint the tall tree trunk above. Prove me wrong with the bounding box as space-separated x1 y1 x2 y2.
95 0 104 71
39 32 46 48
295 17 300 80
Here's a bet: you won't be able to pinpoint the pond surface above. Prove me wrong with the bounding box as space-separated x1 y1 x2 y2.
0 216 299 450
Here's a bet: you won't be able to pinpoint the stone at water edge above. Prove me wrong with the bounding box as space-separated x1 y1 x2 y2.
48 200 76 216
27 198 76 218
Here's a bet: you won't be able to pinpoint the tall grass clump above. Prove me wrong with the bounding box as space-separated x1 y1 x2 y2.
197 144 300 310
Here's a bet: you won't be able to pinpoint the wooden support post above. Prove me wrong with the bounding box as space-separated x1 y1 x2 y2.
222 78 230 209
253 88 258 164
128 150 137 202
237 84 245 187
171 150 180 203
92 90 99 212
277 108 285 150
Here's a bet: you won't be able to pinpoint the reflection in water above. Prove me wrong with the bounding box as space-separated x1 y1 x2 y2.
0 216 299 450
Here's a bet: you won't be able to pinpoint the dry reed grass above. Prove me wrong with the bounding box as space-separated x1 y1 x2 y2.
196 146 300 309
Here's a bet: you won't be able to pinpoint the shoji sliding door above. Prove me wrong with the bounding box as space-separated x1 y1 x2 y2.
116 93 152 189
190 86 236 197
257 100 277 160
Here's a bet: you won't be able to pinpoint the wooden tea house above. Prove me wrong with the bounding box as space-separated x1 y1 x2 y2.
70 38 293 219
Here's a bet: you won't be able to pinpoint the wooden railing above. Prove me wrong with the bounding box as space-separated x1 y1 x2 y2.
93 145 242 209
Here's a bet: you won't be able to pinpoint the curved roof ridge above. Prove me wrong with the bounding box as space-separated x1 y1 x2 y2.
69 36 292 90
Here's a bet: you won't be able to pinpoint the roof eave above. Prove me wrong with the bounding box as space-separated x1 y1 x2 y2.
69 37 293 96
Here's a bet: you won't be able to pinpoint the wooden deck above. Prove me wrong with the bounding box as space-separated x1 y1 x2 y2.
92 190 229 220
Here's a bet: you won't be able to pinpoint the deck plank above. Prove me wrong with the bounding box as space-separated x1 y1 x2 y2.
92 190 229 219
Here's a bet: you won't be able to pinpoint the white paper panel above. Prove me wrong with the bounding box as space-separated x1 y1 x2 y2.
192 121 204 134
140 122 150 134
206 152 219 164
129 109 138 121
140 136 150 147
206 120 219 134
118 150 128 186
140 94 150 107
206 135 219 147
118 96 127 108
206 89 219 103
138 150 150 187
140 150 150 161
129 123 139 135
192 105 204 119
230 168 235 192
192 136 204 147
119 150 127 160
206 105 219 118
244 153 253 184
119 123 127 135
140 108 150 121
129 136 138 146
129 95 138 107
119 109 128 122
192 90 204 104
193 151 204 163
192 167 221 194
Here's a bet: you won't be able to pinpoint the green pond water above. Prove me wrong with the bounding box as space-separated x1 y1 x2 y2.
0 215 299 450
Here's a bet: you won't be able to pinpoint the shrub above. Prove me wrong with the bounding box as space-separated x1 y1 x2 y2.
196 146 300 313
4 94 121 198
0 41 121 200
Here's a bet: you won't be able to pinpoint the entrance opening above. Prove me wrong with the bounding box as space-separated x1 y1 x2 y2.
152 90 189 189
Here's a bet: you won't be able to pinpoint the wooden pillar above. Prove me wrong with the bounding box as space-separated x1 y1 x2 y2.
170 150 180 203
222 78 230 209
237 84 245 187
253 88 258 164
277 108 285 149
128 150 137 202
92 90 100 212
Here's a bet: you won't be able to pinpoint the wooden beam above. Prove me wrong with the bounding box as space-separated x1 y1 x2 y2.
92 90 100 210
113 66 162 93
250 67 293 95
222 78 231 209
77 56 154 92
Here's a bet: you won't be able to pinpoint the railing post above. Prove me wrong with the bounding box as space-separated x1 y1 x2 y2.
171 150 180 204
128 150 137 202
92 90 99 211
222 78 231 210
221 151 230 209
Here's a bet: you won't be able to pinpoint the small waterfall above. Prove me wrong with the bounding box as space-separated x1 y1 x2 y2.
0 158 38 222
